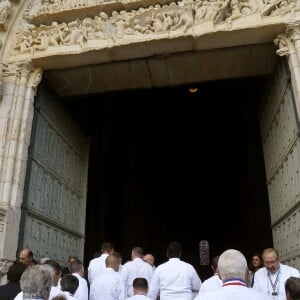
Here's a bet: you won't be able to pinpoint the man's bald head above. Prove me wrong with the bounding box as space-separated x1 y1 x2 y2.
143 254 155 267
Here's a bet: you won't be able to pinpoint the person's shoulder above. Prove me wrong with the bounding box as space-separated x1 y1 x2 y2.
194 289 220 300
247 288 273 299
255 266 266 275
281 263 300 274
88 256 99 266
13 291 23 300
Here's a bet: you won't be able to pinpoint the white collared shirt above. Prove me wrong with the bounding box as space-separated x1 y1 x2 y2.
253 263 300 300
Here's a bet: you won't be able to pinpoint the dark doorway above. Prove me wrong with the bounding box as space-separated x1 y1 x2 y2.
67 76 273 280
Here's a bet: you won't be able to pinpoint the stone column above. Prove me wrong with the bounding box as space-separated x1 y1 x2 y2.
274 22 300 120
0 61 42 284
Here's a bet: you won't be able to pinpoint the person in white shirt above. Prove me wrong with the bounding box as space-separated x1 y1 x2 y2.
88 242 114 285
143 254 156 272
121 247 153 298
253 248 300 300
198 255 222 293
89 252 125 300
194 249 272 300
125 277 152 300
148 241 201 300
70 259 88 300
60 274 79 300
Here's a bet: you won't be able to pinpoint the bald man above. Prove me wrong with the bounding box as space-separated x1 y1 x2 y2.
143 254 156 271
19 247 35 267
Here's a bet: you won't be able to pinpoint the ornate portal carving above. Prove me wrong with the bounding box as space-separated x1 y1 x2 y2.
9 0 298 58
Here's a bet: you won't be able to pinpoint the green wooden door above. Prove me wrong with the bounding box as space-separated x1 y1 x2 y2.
18 81 89 266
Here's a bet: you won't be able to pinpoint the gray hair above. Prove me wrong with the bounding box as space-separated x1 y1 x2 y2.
218 249 248 282
21 265 52 299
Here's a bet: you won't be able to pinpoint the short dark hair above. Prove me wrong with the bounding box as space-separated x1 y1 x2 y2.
285 276 300 299
70 259 83 273
101 242 114 253
167 241 182 258
43 259 61 275
133 277 148 290
7 261 27 282
60 274 79 295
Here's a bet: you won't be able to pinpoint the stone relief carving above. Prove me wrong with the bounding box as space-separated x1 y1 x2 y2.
261 0 296 17
2 61 42 87
0 259 11 276
0 0 12 30
274 33 291 56
23 0 296 21
9 0 297 56
274 22 300 57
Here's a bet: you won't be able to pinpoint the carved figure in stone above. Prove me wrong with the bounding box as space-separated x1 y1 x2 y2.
214 0 231 23
48 22 66 46
48 0 63 13
274 35 290 56
261 0 296 16
172 2 194 32
194 0 209 23
94 12 109 38
13 25 37 54
151 12 166 33
24 0 42 19
194 0 230 24
238 0 258 15
0 0 11 26
32 29 49 51
82 18 96 40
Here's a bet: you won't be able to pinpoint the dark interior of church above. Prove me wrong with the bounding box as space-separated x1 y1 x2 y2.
65 75 273 280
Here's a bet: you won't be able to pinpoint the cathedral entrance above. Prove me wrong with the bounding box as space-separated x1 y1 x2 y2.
56 74 274 278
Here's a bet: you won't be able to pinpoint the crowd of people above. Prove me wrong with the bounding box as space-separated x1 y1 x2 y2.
0 242 299 300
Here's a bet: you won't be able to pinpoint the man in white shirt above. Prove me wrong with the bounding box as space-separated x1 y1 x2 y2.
148 241 201 300
125 278 152 300
70 259 88 300
89 252 125 300
198 255 222 293
88 242 114 285
194 249 272 300
60 274 79 300
143 254 156 272
253 248 300 300
121 247 153 298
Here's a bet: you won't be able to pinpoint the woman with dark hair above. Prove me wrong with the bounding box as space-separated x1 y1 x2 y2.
248 253 263 287
0 261 27 300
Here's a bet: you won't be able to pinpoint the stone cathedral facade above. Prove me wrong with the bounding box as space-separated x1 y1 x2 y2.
0 0 300 282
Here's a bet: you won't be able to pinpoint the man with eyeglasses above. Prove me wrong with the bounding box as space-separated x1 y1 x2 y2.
253 248 300 299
